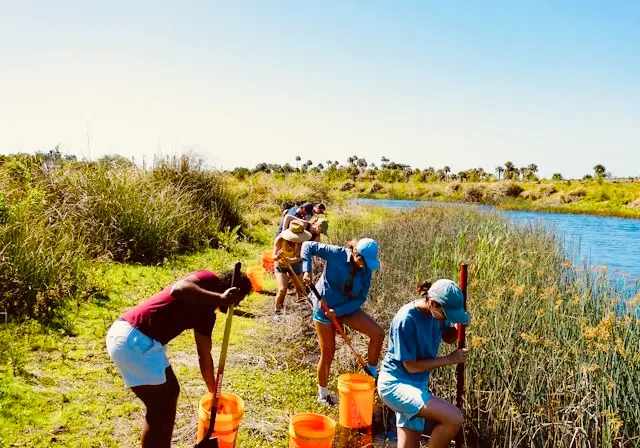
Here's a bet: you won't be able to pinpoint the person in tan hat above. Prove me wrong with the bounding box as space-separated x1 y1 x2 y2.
272 219 312 314
280 214 329 242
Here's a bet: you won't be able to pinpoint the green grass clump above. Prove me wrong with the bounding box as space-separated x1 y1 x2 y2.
0 154 243 322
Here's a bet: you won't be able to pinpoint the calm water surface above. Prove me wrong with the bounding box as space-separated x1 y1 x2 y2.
355 198 640 280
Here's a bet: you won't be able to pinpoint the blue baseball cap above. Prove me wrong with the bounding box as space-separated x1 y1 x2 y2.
427 279 470 324
355 238 380 270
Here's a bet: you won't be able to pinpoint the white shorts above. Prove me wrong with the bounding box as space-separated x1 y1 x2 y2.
106 319 170 388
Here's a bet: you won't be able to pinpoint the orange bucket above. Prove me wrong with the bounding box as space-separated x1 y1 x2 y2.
197 392 245 448
338 373 375 429
261 250 274 272
288 413 336 448
247 265 266 292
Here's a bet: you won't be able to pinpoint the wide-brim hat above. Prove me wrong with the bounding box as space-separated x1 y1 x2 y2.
281 219 312 243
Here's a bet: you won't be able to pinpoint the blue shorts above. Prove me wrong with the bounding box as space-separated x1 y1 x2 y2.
312 307 359 325
377 370 432 432
275 262 302 275
106 319 170 388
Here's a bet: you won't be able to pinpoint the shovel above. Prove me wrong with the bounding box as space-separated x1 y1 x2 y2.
195 261 241 448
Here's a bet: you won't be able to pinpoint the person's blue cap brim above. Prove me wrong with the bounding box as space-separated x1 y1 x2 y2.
363 255 379 270
442 306 470 324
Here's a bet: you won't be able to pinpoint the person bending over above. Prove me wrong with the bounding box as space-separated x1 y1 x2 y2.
106 269 252 448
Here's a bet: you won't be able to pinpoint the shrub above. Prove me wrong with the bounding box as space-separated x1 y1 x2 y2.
540 185 557 197
491 182 524 200
464 185 485 202
370 182 384 193
340 181 355 191
0 194 91 324
445 183 461 195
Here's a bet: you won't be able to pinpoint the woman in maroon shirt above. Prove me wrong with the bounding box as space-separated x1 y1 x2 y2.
106 269 252 448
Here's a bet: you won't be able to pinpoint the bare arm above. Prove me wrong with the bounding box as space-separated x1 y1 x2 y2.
194 330 216 394
170 274 235 306
282 214 311 230
402 349 468 374
273 236 283 259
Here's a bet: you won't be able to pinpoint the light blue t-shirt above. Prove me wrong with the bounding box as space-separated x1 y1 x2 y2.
300 242 372 317
381 301 450 390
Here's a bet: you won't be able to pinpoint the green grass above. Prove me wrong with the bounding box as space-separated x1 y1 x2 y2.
0 240 349 447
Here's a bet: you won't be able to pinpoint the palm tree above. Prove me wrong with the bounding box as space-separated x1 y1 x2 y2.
495 166 504 180
593 164 606 178
356 158 368 169
295 155 301 170
443 166 451 181
504 161 514 179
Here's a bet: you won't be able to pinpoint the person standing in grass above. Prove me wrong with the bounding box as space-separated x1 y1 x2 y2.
273 219 313 313
377 279 470 448
105 269 252 448
301 238 384 405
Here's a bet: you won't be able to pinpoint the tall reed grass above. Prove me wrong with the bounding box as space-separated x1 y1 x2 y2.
329 205 640 447
0 154 242 322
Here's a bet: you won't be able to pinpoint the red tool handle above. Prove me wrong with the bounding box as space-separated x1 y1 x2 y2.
308 283 375 378
455 263 468 446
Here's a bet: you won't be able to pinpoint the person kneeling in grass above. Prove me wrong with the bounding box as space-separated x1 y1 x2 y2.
301 238 384 405
105 269 252 448
378 279 470 448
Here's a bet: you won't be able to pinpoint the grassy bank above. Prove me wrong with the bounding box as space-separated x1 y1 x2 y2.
226 173 640 219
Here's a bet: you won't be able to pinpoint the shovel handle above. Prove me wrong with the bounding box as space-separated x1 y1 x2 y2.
307 283 374 378
200 262 241 445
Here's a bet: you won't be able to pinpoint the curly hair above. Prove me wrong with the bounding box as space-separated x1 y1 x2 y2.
218 270 253 298
417 280 433 297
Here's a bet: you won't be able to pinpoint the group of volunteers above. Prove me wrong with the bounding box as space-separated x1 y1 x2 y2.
105 200 471 448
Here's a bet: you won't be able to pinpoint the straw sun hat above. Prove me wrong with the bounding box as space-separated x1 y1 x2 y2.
281 220 312 243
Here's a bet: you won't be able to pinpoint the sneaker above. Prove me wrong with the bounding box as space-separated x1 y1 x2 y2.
317 394 337 406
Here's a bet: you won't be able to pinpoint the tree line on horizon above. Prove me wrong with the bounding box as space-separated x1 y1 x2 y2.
231 155 616 183
0 148 620 184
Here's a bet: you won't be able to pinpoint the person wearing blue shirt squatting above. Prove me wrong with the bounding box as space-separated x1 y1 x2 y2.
301 238 384 406
378 279 471 448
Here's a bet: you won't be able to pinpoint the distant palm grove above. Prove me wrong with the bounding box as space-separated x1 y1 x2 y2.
231 155 622 183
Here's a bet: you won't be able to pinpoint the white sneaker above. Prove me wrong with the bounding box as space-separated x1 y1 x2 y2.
317 394 337 406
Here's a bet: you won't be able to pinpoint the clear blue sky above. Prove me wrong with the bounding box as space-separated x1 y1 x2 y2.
1 1 638 178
